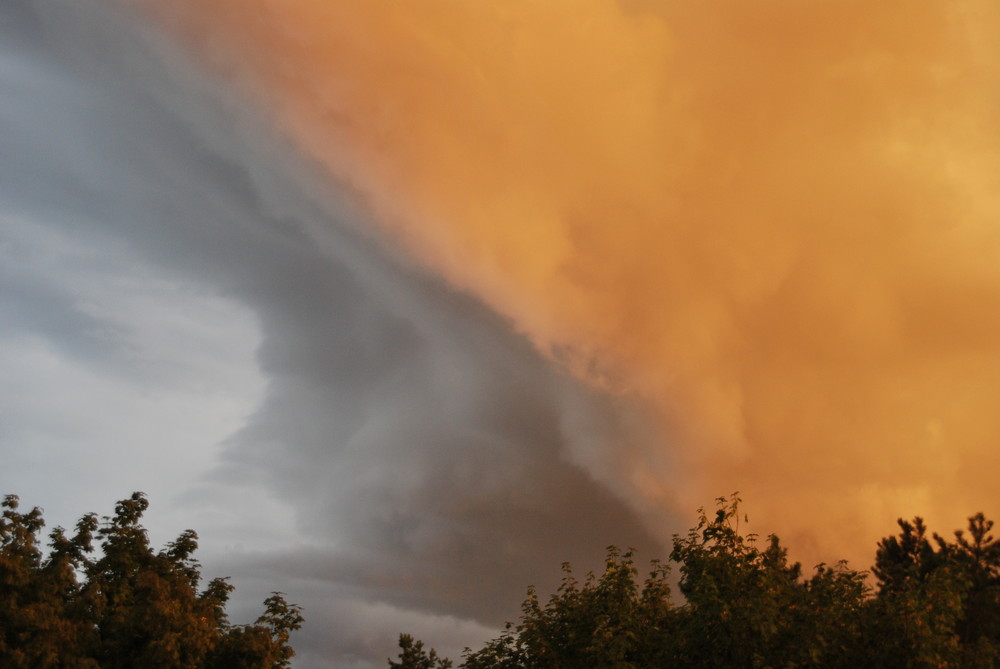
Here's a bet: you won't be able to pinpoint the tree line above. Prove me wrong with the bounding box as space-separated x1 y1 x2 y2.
6 491 998 667
393 495 1000 668
0 492 302 668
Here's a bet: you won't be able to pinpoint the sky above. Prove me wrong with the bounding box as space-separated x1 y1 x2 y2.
3 0 1000 666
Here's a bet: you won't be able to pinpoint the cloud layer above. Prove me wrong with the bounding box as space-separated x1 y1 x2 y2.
128 0 1000 563
2 2 662 666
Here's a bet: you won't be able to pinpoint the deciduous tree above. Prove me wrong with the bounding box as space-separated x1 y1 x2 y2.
0 492 302 669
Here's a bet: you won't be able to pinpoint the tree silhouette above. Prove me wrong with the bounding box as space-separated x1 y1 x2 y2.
0 492 302 668
400 495 1000 668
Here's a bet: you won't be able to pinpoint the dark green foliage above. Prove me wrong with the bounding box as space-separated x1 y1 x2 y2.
949 514 1000 664
667 494 868 668
403 495 1000 668
868 513 1000 666
463 546 673 669
0 493 302 668
389 633 453 669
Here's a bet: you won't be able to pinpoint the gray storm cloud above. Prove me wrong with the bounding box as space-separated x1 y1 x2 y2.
0 1 665 666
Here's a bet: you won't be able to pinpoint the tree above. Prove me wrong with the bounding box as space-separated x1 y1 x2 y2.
207 594 304 669
460 547 675 667
0 492 302 668
404 495 871 668
399 497 1000 668
1 494 98 668
389 633 453 669
942 513 1000 654
870 513 1000 666
667 494 869 668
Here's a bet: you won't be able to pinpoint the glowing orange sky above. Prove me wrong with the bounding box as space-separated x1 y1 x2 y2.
126 0 1000 565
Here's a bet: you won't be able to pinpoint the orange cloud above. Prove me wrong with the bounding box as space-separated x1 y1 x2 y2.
126 0 1000 566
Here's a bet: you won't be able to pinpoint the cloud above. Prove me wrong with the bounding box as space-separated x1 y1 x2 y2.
128 0 1000 566
0 1 268 531
1 2 663 666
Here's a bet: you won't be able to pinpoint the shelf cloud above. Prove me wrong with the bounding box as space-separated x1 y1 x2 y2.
6 0 1000 665
128 0 1000 557
2 2 661 665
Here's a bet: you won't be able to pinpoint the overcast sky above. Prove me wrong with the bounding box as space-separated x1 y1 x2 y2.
0 2 672 666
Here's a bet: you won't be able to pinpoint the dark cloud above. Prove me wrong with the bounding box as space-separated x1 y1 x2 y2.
1 1 668 666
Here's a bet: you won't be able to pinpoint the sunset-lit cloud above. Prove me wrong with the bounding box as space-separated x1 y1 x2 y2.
124 0 1000 564
10 0 1000 665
